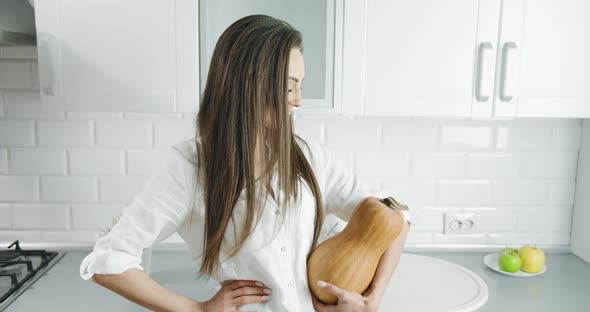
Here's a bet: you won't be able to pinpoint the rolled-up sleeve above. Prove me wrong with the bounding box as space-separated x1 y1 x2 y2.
304 139 411 224
80 147 192 280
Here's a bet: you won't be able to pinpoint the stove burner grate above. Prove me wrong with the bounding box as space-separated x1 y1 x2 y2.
0 240 58 304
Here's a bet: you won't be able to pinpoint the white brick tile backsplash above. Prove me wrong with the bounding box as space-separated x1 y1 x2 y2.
153 119 195 148
126 149 169 176
66 112 124 119
517 206 572 233
99 176 149 202
68 149 124 175
355 152 410 177
71 204 123 230
40 231 99 242
467 153 520 178
40 177 97 202
12 204 68 230
0 204 11 229
521 152 578 178
125 113 182 120
293 116 324 142
412 208 445 233
433 233 488 244
497 122 552 151
95 120 151 148
0 176 39 201
182 113 197 120
412 153 465 177
487 233 570 245
3 91 64 119
0 53 583 248
552 121 582 150
9 148 67 175
438 180 492 205
0 231 42 242
0 148 7 173
0 61 31 88
492 180 546 205
464 207 517 233
37 120 93 147
440 125 492 150
0 120 35 146
382 118 437 151
0 47 38 59
382 178 437 205
548 181 576 205
324 116 380 151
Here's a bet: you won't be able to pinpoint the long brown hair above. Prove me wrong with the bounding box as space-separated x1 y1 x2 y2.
195 15 324 278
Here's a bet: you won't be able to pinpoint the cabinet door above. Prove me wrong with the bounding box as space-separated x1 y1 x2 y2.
346 0 480 117
491 0 525 117
515 0 590 118
199 0 342 113
34 0 198 112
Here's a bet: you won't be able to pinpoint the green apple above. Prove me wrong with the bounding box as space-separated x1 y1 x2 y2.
498 248 522 273
519 245 545 273
499 247 518 256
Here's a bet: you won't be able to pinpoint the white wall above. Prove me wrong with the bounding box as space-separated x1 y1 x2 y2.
0 47 581 248
571 120 590 261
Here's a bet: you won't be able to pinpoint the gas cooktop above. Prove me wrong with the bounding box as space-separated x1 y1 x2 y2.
0 241 65 311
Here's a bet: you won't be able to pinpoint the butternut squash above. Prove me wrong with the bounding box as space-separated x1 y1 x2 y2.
307 196 407 304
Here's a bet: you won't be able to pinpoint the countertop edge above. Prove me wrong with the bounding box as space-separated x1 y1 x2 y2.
0 241 573 253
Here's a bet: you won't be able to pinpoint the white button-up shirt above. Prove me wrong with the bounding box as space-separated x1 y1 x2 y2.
80 137 411 311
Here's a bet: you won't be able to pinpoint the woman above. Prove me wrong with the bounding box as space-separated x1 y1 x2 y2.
80 15 411 312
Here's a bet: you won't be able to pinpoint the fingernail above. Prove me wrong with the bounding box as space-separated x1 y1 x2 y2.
264 288 272 294
256 282 264 286
317 280 327 287
261 296 269 300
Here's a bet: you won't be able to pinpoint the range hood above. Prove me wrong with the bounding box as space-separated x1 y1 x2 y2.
0 0 36 46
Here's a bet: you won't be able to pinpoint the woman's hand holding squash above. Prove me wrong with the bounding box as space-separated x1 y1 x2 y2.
311 281 377 312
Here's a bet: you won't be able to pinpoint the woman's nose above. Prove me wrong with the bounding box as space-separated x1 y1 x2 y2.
290 90 303 107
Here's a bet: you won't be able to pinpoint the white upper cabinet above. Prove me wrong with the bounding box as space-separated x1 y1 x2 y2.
343 0 590 118
478 0 521 118
34 0 198 112
31 0 589 117
199 0 342 113
343 0 486 117
515 0 590 118
343 0 486 116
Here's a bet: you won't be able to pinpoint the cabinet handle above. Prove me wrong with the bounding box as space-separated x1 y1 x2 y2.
475 42 494 102
38 34 58 96
499 42 517 102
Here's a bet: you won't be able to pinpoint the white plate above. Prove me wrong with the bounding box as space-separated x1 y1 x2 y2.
483 253 546 277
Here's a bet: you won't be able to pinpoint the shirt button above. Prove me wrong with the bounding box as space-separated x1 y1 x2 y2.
281 246 286 252
274 209 280 215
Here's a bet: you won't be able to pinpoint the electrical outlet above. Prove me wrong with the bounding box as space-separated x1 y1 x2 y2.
444 212 479 234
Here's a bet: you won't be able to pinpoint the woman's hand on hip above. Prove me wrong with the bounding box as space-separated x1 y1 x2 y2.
311 281 377 312
200 279 271 311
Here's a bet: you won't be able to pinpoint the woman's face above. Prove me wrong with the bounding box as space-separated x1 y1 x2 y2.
264 47 304 129
287 47 305 113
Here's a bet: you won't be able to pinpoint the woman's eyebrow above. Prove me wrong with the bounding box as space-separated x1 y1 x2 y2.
289 76 304 82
